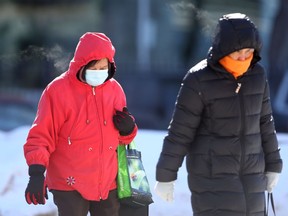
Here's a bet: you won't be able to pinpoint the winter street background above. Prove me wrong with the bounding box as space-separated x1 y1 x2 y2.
0 127 287 216
0 0 288 215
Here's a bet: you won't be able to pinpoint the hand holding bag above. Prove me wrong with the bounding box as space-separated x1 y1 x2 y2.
117 140 153 207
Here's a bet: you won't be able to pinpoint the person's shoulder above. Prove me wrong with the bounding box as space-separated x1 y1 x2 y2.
250 63 267 78
45 72 69 92
252 63 265 72
106 78 125 92
189 59 208 74
184 59 212 82
108 78 121 86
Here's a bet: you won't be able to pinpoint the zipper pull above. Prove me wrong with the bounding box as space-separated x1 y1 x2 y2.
68 137 72 145
235 83 242 93
92 87 96 95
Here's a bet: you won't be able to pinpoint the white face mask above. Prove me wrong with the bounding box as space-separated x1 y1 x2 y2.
85 69 108 86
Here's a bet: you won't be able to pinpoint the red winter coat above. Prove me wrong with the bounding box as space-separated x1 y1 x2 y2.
24 32 137 201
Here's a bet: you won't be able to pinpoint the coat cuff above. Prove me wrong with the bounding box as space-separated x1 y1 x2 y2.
119 124 138 145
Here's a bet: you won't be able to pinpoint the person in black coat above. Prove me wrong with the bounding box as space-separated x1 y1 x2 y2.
155 13 283 216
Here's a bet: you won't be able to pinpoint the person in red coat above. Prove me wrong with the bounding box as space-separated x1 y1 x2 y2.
24 32 138 216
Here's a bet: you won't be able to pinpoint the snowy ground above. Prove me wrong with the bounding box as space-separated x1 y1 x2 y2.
0 127 287 216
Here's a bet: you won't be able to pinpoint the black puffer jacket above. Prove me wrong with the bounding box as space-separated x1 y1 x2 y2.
156 13 283 216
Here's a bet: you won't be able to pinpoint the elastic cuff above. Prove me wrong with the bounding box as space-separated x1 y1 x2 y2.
29 164 46 176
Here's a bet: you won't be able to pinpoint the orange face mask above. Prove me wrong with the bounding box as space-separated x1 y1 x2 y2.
219 54 253 78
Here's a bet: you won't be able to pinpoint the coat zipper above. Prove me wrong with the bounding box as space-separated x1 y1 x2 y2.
235 83 242 93
67 117 79 145
67 86 91 145
92 87 104 200
236 81 248 215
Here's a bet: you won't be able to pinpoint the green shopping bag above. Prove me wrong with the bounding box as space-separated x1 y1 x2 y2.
117 141 153 207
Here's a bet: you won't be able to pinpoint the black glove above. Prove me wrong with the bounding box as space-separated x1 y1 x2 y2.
113 107 135 136
25 164 48 205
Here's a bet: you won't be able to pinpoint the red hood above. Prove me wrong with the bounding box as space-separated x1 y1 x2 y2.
68 32 116 78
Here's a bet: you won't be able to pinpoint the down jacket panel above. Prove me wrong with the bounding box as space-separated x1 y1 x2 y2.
156 14 282 216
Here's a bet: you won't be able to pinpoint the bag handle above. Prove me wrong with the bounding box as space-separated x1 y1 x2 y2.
265 193 276 216
127 140 137 150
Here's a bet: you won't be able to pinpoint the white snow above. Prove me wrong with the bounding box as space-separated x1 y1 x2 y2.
0 127 287 215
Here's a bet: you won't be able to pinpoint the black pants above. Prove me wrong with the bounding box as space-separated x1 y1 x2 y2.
51 190 120 216
119 204 149 216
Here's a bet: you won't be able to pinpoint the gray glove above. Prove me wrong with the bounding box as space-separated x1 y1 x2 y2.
266 172 280 193
154 181 175 202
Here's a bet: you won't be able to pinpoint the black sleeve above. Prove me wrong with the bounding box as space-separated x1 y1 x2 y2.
156 72 204 181
260 79 283 173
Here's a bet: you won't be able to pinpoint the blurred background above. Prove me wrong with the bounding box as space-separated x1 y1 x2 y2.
0 0 287 132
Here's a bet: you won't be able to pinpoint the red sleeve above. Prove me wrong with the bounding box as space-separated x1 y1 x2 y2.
23 86 63 167
113 80 138 145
